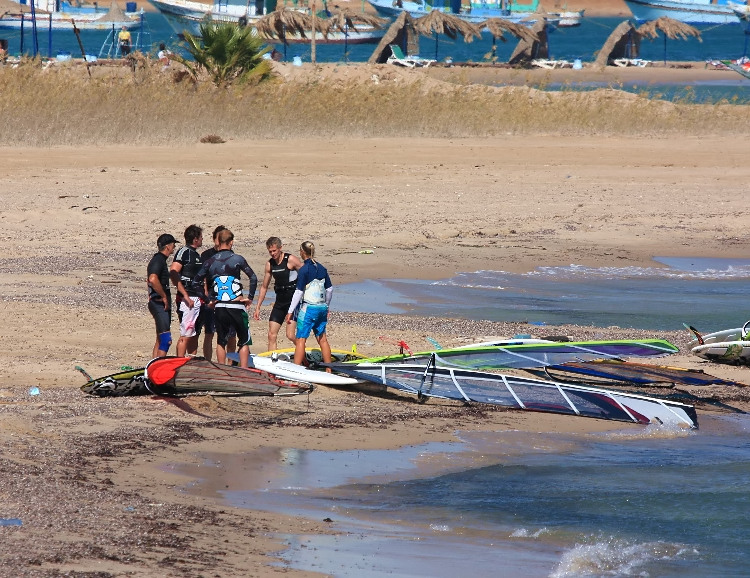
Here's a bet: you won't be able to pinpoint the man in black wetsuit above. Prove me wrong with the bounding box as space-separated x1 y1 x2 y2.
192 228 258 368
200 225 236 360
253 237 303 352
147 233 177 358
170 224 204 357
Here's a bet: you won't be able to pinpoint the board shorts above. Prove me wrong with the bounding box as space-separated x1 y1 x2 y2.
296 303 328 339
148 300 171 334
270 297 295 325
203 304 236 338
215 304 251 348
177 297 203 338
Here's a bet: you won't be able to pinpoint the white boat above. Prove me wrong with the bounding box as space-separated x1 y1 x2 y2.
0 0 142 30
547 8 583 26
0 11 141 29
151 0 385 43
367 0 539 25
623 0 741 24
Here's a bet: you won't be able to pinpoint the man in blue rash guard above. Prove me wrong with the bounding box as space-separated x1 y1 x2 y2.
285 241 333 366
193 228 258 368
147 233 178 358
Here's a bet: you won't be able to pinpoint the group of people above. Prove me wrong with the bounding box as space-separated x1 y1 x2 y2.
146 226 334 369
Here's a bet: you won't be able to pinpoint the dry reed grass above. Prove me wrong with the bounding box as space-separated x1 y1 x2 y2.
1 59 748 146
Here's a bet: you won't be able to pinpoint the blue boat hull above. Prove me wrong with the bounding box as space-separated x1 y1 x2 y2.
624 0 740 24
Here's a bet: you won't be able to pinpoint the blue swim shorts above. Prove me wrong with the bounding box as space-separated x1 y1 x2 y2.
296 303 328 339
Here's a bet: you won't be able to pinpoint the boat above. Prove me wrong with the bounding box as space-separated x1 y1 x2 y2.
151 0 386 43
546 8 583 26
623 0 741 24
328 359 699 428
0 0 142 30
351 339 680 370
0 11 141 30
366 0 540 25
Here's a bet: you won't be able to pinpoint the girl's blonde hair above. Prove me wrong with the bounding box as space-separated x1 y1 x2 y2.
300 241 316 262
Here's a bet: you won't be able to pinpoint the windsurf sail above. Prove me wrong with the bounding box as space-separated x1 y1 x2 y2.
146 357 314 396
328 357 698 429
352 339 680 370
81 367 148 397
540 360 746 388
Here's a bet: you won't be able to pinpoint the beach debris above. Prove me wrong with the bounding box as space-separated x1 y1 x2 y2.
0 519 22 527
28 386 40 396
200 134 225 144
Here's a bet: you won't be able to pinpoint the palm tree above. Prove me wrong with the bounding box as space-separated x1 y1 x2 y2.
414 10 481 61
637 16 701 65
179 21 273 86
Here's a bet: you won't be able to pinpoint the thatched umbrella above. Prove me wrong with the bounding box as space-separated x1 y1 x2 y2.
508 18 548 65
594 20 639 66
255 6 312 59
413 9 481 61
368 11 419 64
324 7 387 59
479 17 538 60
636 16 701 65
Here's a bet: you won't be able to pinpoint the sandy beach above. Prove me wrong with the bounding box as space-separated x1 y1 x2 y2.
2 51 750 575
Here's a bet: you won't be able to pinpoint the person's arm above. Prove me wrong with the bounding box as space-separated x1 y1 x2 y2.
242 261 258 305
324 272 333 305
288 254 304 271
148 273 169 310
285 289 303 324
253 261 272 320
169 262 194 308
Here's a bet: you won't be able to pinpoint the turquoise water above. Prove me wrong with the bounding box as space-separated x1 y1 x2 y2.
335 257 750 331
185 413 750 577
4 15 750 103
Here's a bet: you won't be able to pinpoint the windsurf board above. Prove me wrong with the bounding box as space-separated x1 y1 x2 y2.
691 341 750 364
227 352 361 386
80 367 148 396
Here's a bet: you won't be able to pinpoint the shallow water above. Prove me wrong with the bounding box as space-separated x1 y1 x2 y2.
335 257 750 330
176 412 750 577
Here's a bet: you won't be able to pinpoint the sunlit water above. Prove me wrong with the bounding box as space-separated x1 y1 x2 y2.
335 257 750 330
177 412 750 577
4 14 750 102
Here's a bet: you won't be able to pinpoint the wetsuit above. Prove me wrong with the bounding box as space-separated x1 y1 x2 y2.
147 251 171 335
173 245 204 337
269 252 298 325
193 249 257 348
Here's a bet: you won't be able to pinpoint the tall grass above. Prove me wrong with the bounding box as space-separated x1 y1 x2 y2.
1 60 748 146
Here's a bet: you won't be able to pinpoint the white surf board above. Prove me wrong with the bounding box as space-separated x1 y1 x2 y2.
227 353 360 386
691 341 750 364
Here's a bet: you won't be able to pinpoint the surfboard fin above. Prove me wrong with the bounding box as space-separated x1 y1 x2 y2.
683 323 704 345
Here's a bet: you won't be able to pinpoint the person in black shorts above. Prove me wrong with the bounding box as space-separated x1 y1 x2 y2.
253 236 303 352
192 228 258 368
200 225 236 360
147 233 178 358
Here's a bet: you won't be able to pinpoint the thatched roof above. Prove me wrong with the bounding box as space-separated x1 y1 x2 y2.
637 16 701 41
594 20 639 66
98 0 127 24
480 17 538 44
324 7 387 35
508 18 547 65
413 9 481 42
255 6 312 42
368 11 419 63
0 0 41 14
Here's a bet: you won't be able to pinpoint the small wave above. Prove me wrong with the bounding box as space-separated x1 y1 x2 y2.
431 262 750 290
551 538 698 577
601 422 695 441
429 524 452 532
510 527 550 539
